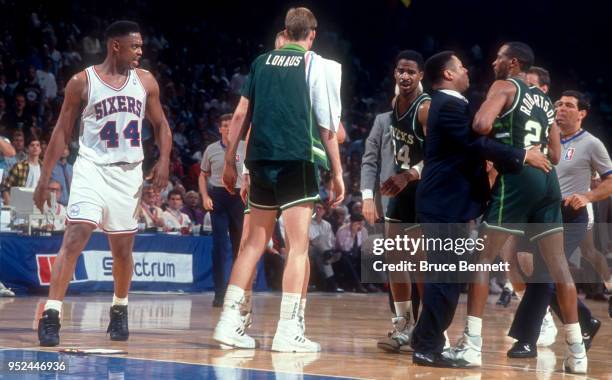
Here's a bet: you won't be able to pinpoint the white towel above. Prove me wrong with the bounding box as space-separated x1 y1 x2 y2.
306 52 342 133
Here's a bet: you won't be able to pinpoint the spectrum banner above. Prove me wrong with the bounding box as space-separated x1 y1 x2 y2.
0 232 267 293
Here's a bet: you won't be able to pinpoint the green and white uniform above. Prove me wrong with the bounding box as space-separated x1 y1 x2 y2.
241 44 341 210
483 78 562 241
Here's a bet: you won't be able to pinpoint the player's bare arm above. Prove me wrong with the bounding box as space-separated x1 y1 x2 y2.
418 100 430 137
547 122 561 164
319 127 344 207
473 80 515 135
33 72 87 211
138 69 172 190
223 96 252 193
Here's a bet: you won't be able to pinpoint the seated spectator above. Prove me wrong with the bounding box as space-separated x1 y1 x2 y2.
162 189 192 231
1 137 42 205
309 203 343 292
139 184 165 229
0 134 16 176
181 190 205 226
327 205 348 234
42 180 66 231
11 130 27 162
335 213 371 292
50 146 72 206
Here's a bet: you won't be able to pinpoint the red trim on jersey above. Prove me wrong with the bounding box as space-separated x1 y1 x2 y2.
103 227 138 235
66 216 100 229
92 66 131 91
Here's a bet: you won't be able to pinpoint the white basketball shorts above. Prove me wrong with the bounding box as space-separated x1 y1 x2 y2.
66 156 143 234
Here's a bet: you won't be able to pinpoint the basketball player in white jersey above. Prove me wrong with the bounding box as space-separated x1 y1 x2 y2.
33 20 172 346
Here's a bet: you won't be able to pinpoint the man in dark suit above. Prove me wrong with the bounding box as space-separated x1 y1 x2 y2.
411 51 550 367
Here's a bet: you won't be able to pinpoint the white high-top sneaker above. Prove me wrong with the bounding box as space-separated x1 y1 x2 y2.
564 341 587 374
537 311 557 347
272 319 320 353
377 316 413 353
213 307 257 349
450 332 482 367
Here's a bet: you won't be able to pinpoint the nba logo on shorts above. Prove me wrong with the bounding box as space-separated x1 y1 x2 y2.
564 148 576 161
69 204 80 217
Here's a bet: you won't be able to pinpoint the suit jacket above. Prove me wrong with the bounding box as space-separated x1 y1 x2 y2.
360 111 395 212
417 90 525 221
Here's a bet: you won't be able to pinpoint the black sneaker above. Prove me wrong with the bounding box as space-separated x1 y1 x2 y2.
107 305 129 341
582 317 600 351
38 309 61 347
496 288 512 307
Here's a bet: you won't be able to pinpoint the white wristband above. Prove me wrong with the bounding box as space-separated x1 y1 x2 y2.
361 189 374 200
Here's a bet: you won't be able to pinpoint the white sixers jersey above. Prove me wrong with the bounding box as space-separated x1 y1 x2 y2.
80 66 147 164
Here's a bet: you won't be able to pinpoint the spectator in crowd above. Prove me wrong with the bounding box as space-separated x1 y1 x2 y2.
41 179 66 231
328 205 349 233
335 213 372 292
0 96 7 126
199 113 245 306
309 203 344 292
1 137 42 204
139 184 165 230
2 94 30 137
36 58 58 102
50 145 72 206
10 130 27 162
162 189 192 232
181 190 206 226
0 135 16 199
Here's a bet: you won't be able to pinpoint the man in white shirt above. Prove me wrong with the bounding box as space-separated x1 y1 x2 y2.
162 189 192 231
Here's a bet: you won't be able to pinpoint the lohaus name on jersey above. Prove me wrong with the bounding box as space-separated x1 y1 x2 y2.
520 92 555 125
94 96 143 121
265 54 303 67
390 125 415 145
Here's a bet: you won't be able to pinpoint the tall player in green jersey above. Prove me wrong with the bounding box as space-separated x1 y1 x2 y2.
213 7 344 353
451 42 587 374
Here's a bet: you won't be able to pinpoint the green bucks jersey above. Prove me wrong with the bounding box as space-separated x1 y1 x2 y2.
492 77 555 149
241 44 328 169
390 93 430 173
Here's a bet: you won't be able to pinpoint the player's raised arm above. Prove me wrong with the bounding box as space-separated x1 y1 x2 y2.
473 80 515 135
223 96 252 193
33 72 86 212
140 69 172 190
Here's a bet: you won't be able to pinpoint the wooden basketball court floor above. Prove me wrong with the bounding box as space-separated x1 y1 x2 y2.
0 292 610 379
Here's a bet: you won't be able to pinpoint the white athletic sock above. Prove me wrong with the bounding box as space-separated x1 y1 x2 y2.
565 322 582 345
243 290 253 313
44 300 62 317
280 292 301 320
394 301 412 321
466 316 482 337
112 294 128 306
504 280 514 292
223 284 245 311
299 298 307 320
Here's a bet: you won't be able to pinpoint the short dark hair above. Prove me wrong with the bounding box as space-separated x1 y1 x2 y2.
528 66 550 88
28 137 41 146
504 42 534 72
424 50 455 86
350 213 365 223
218 113 233 123
168 189 184 200
561 90 591 111
395 50 424 71
104 20 140 41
